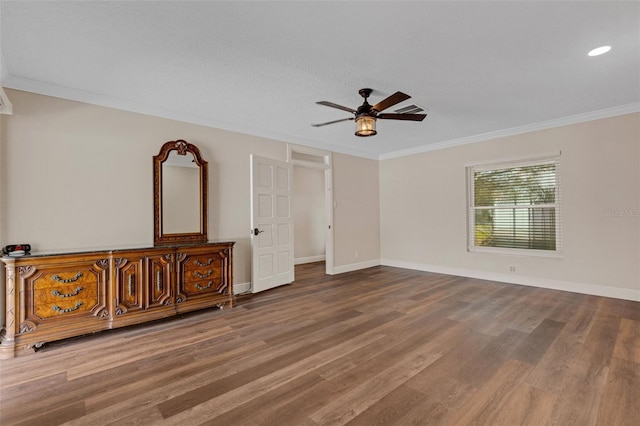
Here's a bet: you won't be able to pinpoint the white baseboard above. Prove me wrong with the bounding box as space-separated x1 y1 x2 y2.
233 281 251 295
294 255 326 265
239 259 639 301
332 259 381 275
380 259 640 302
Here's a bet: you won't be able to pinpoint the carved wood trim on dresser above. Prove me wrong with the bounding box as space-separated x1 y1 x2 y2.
0 241 234 358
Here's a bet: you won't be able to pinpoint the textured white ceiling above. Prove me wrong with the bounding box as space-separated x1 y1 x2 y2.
1 1 639 159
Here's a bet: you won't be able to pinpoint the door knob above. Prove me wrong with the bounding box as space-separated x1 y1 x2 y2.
253 228 264 236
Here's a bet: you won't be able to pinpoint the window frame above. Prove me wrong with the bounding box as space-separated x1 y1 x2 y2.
466 154 562 258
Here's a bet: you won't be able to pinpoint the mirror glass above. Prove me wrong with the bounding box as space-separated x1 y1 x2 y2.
162 151 200 234
153 140 208 246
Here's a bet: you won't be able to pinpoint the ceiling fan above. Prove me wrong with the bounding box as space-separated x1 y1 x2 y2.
312 88 427 137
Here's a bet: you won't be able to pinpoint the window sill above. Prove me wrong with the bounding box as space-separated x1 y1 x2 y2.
468 246 563 258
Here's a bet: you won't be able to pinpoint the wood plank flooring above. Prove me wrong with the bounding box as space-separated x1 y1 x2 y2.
1 263 639 425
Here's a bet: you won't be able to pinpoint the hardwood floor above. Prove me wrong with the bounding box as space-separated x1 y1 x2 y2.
1 263 639 425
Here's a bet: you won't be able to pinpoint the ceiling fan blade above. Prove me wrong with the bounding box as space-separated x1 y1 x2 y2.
316 101 357 114
311 117 354 127
377 113 427 121
372 91 411 113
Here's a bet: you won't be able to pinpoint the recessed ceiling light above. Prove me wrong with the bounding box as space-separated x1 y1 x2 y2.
588 46 611 57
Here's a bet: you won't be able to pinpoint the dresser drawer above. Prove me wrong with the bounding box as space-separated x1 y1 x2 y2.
182 277 227 295
182 254 221 273
183 264 222 283
31 281 99 319
31 267 97 290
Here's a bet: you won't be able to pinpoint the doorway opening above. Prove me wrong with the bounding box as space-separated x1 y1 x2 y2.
287 145 334 275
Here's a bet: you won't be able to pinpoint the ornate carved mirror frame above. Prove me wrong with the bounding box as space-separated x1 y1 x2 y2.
153 139 208 246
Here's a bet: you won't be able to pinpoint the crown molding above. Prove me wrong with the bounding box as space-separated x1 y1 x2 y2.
379 102 640 160
3 75 637 162
1 75 379 160
0 86 13 115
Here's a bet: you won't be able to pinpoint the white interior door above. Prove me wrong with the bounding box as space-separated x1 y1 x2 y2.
250 155 294 293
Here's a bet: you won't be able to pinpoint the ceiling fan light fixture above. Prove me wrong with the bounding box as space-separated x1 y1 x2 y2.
355 115 377 137
315 88 423 135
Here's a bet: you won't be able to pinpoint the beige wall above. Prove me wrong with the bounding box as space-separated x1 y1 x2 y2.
380 113 640 299
293 166 325 260
3 89 635 300
333 153 381 267
0 89 381 285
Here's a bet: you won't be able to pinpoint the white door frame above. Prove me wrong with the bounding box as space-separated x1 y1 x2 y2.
287 144 334 275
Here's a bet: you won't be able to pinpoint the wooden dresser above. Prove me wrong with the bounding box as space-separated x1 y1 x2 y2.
0 241 234 358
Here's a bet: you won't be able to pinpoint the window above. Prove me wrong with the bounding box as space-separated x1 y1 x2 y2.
467 155 561 256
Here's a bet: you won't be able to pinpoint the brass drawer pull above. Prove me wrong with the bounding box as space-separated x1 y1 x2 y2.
194 258 213 267
194 270 213 279
128 275 134 296
52 286 84 298
51 272 83 283
156 270 162 292
52 301 83 313
195 281 213 291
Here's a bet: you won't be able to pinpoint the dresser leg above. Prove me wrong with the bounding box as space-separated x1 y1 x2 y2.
217 298 234 309
0 336 16 359
1 262 17 359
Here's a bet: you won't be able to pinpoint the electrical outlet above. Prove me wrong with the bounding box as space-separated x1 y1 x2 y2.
509 265 516 272
355 251 359 259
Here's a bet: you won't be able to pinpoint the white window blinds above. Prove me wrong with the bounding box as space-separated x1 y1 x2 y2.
467 156 562 256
